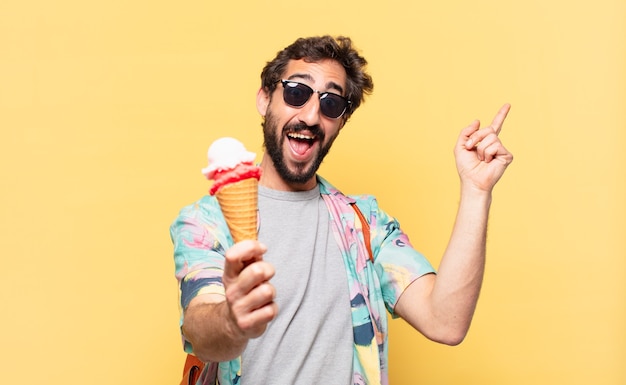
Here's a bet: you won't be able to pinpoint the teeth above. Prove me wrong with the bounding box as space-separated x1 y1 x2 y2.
288 132 315 140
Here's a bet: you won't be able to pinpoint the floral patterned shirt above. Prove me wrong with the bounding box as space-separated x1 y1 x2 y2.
170 176 435 385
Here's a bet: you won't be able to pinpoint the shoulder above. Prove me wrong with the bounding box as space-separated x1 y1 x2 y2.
317 175 382 222
175 195 222 220
318 175 377 206
348 194 378 213
170 195 225 235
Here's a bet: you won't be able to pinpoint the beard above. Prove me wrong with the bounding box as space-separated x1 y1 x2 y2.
262 110 337 185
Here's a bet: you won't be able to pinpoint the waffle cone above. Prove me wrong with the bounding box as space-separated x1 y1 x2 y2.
215 178 258 242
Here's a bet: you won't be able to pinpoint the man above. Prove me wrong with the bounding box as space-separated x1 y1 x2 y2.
171 35 513 385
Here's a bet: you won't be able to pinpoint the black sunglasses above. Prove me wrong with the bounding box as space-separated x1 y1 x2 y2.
277 80 351 119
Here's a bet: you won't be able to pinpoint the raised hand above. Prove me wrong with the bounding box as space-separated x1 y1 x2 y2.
454 103 514 193
222 240 278 339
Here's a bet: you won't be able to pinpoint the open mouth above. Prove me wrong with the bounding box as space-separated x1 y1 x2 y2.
287 132 317 157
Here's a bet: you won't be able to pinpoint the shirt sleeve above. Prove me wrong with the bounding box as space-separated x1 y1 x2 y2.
367 198 436 317
170 195 232 311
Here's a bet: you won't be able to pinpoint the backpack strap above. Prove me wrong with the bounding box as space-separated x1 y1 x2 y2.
180 354 203 385
350 202 374 263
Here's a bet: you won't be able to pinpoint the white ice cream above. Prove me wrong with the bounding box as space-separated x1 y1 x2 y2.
201 137 257 179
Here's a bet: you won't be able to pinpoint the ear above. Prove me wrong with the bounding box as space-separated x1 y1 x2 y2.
339 116 348 130
256 87 270 116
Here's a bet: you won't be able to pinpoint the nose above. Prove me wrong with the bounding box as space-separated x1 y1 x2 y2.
296 94 322 126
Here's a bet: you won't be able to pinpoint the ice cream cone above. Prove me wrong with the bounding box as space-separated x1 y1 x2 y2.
215 177 258 242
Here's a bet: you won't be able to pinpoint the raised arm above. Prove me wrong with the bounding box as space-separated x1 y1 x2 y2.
395 104 514 345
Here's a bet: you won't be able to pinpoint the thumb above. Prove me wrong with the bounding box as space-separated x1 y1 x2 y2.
223 240 267 279
458 119 481 148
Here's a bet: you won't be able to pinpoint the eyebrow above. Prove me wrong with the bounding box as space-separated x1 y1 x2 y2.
285 73 345 95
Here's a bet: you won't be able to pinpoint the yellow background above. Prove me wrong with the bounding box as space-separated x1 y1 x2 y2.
1 0 624 384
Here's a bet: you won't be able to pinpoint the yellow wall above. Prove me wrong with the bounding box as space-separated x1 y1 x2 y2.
1 0 624 384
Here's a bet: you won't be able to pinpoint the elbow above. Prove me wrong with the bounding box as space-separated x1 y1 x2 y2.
426 324 470 346
437 331 467 346
186 338 243 363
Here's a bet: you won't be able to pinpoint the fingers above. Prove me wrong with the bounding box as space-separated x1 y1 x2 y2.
475 134 508 163
461 103 511 151
489 103 511 135
226 259 275 301
222 240 277 337
455 120 478 152
223 240 274 299
229 281 277 336
464 127 513 163
223 240 268 281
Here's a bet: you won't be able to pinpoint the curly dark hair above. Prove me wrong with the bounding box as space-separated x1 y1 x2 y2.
260 36 374 120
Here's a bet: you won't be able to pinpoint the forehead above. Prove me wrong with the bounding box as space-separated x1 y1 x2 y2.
283 59 347 90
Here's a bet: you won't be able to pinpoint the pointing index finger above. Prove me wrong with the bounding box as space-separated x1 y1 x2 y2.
490 103 511 135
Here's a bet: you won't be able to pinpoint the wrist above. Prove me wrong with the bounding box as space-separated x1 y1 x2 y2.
459 184 493 206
